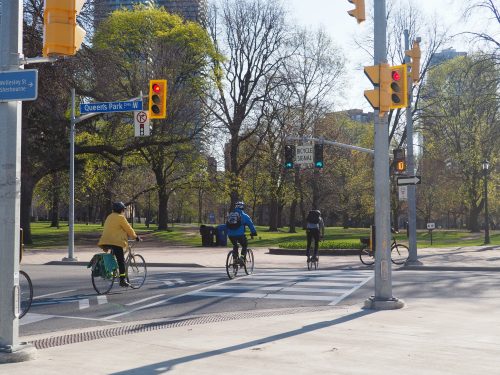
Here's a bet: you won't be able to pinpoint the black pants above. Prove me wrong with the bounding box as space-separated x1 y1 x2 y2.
103 245 126 277
306 228 320 258
229 235 248 258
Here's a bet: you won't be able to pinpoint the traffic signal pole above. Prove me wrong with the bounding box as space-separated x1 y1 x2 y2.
404 30 422 266
0 0 37 361
364 0 404 310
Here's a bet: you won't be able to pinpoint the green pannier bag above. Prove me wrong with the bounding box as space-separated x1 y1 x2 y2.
88 253 118 278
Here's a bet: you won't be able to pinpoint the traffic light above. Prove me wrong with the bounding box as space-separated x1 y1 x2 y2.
364 63 392 116
347 0 365 23
284 145 295 169
387 64 408 109
393 148 406 174
314 143 324 169
43 0 86 57
149 80 167 119
405 39 421 83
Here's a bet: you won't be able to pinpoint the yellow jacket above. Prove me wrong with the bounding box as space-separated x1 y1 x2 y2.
98 212 137 250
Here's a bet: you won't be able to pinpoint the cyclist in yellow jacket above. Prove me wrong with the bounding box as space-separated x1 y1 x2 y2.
98 202 141 287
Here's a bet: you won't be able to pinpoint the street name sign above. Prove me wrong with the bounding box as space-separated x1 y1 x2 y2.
295 145 314 165
0 69 38 102
397 175 421 186
80 100 143 114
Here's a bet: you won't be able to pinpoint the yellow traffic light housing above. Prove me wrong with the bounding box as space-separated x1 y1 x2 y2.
43 0 86 57
364 63 391 116
388 64 408 109
149 80 167 119
347 0 366 23
405 40 421 83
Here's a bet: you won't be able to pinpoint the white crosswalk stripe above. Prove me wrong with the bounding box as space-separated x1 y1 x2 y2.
189 270 373 305
146 277 187 287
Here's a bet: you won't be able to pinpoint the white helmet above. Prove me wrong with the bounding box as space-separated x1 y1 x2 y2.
235 201 245 210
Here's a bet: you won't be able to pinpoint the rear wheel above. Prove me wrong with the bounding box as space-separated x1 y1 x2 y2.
127 254 147 289
359 247 375 266
391 244 409 265
19 270 33 319
91 258 116 295
243 249 254 275
226 251 239 279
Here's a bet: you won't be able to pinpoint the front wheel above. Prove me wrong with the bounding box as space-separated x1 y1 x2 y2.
226 251 239 279
359 247 375 266
243 249 254 275
19 270 33 319
391 244 409 265
127 254 147 289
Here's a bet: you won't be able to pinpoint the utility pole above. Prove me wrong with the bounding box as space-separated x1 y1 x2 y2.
364 0 404 310
404 30 422 265
0 0 37 362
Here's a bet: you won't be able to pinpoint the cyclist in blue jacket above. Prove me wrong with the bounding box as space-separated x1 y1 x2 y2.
226 201 257 264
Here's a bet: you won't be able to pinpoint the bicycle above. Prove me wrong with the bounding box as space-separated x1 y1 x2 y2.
359 236 409 266
90 240 147 295
306 236 319 271
225 247 254 279
19 228 33 319
19 270 33 319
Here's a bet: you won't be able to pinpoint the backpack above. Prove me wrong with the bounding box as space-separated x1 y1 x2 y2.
226 211 242 230
307 210 320 224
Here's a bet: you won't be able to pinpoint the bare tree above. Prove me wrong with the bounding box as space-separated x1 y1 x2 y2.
206 0 289 207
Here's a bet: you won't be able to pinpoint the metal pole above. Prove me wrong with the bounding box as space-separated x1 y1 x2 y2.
365 0 404 310
404 30 421 265
0 0 36 361
484 170 490 244
63 88 78 261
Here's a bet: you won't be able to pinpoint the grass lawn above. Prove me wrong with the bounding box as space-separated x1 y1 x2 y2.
26 221 499 249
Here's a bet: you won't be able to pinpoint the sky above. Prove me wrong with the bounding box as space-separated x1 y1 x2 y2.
285 0 497 110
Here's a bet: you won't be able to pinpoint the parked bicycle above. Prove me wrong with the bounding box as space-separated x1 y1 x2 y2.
89 240 147 294
225 248 254 279
359 236 409 266
19 228 33 319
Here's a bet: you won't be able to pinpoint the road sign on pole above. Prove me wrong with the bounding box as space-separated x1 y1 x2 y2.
0 69 38 102
79 100 143 114
398 185 408 200
295 145 314 165
134 110 150 137
397 175 421 186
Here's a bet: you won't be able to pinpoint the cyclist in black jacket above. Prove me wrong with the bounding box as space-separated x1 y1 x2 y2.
306 209 325 262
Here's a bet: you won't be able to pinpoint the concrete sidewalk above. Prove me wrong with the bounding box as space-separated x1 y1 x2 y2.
3 244 500 373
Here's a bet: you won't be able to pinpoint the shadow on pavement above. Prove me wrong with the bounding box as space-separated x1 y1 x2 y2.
110 309 374 374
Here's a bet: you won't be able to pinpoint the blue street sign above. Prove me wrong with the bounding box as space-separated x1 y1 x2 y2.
79 100 143 114
0 69 38 102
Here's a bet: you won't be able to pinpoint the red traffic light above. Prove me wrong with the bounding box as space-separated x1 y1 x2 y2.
392 70 401 81
152 83 161 93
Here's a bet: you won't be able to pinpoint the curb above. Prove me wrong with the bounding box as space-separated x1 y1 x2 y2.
401 266 500 272
268 248 359 256
44 261 205 268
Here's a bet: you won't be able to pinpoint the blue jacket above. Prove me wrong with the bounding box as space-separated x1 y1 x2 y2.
227 208 257 237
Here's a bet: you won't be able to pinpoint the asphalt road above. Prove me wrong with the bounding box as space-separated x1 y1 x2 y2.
19 264 374 337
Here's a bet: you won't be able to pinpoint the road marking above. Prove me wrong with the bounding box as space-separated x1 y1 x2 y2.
79 299 90 309
328 275 374 306
97 295 108 305
104 278 233 320
125 294 166 306
33 289 77 299
21 313 121 325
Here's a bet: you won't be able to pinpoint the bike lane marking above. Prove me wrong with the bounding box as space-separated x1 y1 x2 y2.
33 289 77 299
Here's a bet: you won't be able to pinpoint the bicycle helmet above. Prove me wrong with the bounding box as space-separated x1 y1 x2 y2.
112 201 126 213
234 201 245 210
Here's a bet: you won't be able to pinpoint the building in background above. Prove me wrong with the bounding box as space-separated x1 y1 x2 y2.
95 0 207 24
429 48 467 67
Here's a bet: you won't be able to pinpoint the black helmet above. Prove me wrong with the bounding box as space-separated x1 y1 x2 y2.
235 201 245 210
112 201 126 213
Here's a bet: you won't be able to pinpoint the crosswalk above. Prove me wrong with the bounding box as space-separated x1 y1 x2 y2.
188 269 373 306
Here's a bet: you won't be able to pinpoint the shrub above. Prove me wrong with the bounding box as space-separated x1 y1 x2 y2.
278 240 361 249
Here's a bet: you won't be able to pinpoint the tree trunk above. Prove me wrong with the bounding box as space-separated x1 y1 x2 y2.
468 204 482 232
20 175 36 245
268 197 278 231
50 174 60 228
157 187 169 230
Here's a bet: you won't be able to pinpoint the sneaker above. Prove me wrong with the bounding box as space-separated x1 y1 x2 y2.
119 279 130 288
306 256 311 263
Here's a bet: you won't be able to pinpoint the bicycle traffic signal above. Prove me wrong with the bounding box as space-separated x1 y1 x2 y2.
43 0 86 57
405 39 421 83
347 0 365 23
148 80 167 119
393 148 406 174
284 145 295 169
314 143 324 169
